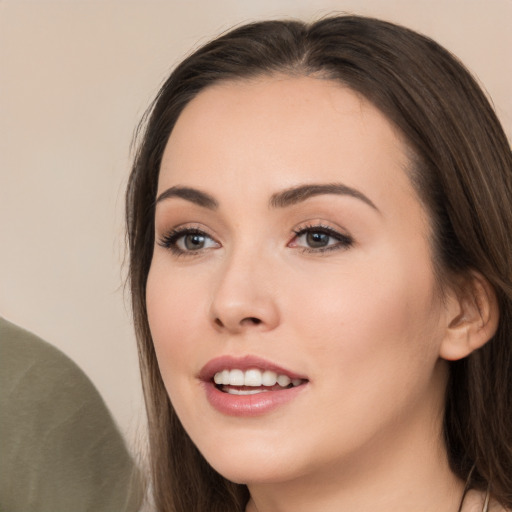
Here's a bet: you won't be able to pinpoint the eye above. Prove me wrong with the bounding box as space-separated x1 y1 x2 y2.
290 225 353 253
158 228 220 255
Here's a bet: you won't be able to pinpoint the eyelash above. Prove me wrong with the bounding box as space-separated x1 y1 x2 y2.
158 227 218 256
291 224 354 254
157 224 353 256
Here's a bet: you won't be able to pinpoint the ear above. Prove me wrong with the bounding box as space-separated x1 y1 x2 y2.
439 271 499 361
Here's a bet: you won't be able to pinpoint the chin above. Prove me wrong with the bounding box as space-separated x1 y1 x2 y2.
196 434 315 486
208 457 297 485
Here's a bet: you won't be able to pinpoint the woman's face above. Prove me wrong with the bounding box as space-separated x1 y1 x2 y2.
146 76 452 486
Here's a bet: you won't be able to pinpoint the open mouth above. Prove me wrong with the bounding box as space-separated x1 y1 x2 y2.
213 368 307 395
201 357 309 415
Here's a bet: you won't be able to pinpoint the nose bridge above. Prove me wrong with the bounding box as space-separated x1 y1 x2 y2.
209 239 279 333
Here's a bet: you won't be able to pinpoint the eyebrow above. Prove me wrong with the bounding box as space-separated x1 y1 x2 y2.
270 183 379 211
156 186 218 210
155 182 378 212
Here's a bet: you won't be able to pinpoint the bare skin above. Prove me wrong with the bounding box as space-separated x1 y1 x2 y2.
462 490 507 512
147 76 499 512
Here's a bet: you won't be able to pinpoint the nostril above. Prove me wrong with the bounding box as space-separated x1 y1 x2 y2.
213 316 263 330
243 317 262 325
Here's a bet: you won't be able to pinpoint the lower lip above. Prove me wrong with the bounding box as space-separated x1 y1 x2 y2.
202 381 307 417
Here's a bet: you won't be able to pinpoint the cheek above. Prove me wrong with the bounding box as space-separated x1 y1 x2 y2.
281 255 446 456
288 251 443 382
146 261 207 385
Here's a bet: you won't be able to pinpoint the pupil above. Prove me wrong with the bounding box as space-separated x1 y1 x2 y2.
185 234 205 250
307 232 329 248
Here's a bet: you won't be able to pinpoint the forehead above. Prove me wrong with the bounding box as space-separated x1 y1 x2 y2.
159 75 414 209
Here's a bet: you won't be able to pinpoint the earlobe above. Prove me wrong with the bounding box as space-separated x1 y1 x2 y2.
439 271 500 361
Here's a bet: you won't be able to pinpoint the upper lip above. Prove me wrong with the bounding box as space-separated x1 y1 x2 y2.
199 355 308 382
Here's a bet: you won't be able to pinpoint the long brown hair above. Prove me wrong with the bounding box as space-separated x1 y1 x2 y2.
126 15 512 511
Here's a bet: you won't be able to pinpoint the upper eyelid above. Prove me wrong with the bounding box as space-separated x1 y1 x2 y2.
294 225 342 235
290 223 354 248
157 226 220 256
157 221 353 245
158 223 217 238
157 225 218 244
292 221 351 237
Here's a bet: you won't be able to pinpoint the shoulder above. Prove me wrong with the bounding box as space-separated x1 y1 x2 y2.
0 317 143 512
0 315 122 444
0 316 105 416
0 316 85 381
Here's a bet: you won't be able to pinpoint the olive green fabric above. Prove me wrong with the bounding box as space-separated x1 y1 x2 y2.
0 317 143 512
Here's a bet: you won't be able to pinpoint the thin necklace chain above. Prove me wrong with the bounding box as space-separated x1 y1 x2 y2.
458 486 491 512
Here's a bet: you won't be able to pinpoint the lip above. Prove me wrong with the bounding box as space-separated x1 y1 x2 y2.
199 355 309 417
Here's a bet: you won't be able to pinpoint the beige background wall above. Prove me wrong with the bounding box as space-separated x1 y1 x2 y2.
1 0 511 449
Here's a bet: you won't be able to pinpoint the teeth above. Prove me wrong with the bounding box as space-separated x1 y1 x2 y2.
277 374 291 387
226 388 270 395
213 368 303 388
244 369 262 386
229 369 244 386
262 370 277 386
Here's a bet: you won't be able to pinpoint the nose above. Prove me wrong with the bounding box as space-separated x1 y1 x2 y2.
209 249 280 334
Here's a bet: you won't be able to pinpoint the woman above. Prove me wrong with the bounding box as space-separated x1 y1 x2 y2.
126 15 512 512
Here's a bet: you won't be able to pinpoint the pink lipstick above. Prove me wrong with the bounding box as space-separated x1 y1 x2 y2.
199 355 308 417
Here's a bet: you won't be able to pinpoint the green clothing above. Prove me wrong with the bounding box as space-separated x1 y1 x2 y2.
0 317 143 512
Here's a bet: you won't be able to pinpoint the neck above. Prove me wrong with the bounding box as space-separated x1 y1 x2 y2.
246 439 463 512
